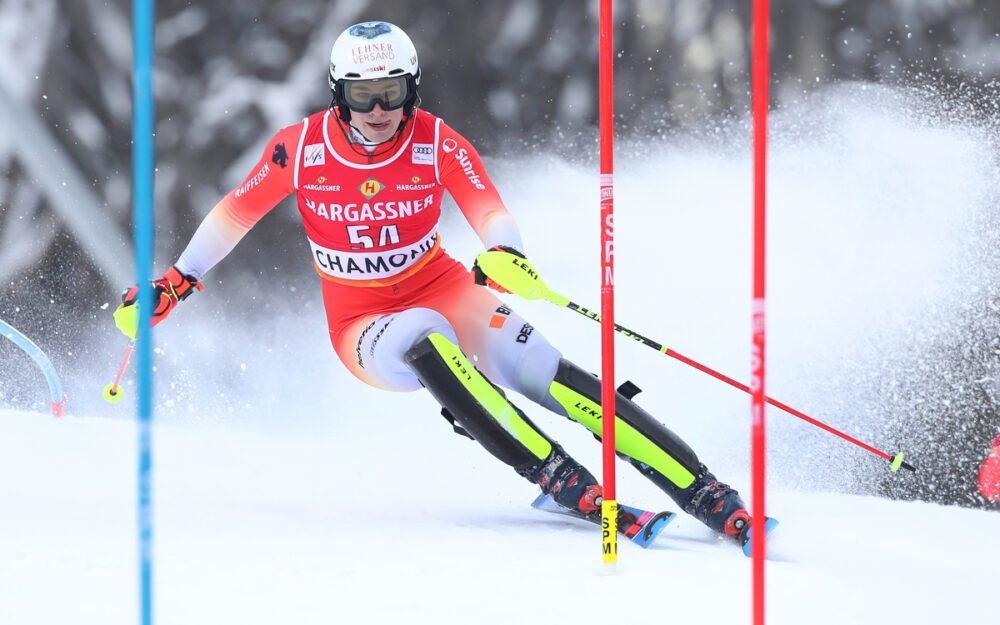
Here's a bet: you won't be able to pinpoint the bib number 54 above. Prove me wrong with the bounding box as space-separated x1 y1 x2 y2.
347 224 400 249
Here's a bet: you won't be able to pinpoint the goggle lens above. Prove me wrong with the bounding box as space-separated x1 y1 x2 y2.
344 77 409 112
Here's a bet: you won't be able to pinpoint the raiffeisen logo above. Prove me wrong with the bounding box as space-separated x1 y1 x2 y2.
454 149 486 190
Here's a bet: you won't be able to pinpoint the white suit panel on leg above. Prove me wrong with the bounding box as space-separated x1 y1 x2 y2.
470 307 562 403
356 308 457 392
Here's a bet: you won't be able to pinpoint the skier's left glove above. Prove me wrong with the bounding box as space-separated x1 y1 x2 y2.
472 246 569 306
113 266 204 339
472 245 524 294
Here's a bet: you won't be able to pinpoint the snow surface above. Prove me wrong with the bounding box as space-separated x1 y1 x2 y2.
3 84 1000 624
2 407 998 624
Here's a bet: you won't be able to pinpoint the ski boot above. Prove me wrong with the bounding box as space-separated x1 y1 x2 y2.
521 446 675 547
677 465 778 554
685 469 750 542
520 445 602 519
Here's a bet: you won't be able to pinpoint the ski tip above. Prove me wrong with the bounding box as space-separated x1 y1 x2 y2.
741 517 779 557
630 510 676 548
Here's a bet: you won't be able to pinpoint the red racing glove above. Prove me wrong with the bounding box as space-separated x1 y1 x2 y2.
120 265 204 328
472 245 524 294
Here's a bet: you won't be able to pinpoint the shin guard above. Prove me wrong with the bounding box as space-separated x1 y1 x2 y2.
548 359 702 490
404 333 553 471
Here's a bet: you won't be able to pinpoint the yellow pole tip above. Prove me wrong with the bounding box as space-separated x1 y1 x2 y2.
890 452 904 472
103 383 125 403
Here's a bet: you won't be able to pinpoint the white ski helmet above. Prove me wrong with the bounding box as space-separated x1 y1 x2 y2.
328 22 421 121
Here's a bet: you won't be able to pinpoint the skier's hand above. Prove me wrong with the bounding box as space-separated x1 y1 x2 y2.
472 247 569 306
114 266 204 339
472 245 524 294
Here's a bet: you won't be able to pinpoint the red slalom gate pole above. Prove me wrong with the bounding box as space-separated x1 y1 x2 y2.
751 0 771 623
598 0 617 564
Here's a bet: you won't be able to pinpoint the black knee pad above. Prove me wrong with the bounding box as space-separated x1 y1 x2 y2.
404 333 553 471
548 359 702 489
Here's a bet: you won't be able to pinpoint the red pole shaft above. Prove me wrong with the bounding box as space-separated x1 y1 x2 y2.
663 349 892 461
751 1 770 623
599 0 617 560
112 341 136 393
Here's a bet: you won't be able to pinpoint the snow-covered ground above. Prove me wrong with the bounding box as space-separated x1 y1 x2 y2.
3 84 1000 624
2 408 998 625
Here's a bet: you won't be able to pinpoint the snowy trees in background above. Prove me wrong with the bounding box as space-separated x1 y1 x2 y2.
2 0 1000 292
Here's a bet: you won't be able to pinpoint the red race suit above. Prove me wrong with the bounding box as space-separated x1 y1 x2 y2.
175 108 532 389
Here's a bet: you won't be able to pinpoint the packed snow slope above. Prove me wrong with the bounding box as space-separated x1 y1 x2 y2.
2 84 1000 624
2 409 998 625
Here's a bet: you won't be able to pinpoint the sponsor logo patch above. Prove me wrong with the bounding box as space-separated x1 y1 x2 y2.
412 143 434 165
303 143 326 167
454 148 487 190
489 315 506 329
235 162 270 198
441 138 458 153
272 143 289 168
303 175 340 192
358 177 385 199
349 23 392 39
356 316 394 368
516 322 534 344
303 193 435 222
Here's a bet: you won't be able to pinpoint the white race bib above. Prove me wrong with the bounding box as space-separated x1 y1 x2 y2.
308 227 438 280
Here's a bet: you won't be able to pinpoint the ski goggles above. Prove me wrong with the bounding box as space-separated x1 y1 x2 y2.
341 76 411 113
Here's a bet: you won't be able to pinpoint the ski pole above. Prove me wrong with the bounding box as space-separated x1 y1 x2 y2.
104 302 140 403
474 249 916 473
103 339 135 403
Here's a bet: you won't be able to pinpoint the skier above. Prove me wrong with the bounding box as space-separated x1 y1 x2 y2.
117 21 757 545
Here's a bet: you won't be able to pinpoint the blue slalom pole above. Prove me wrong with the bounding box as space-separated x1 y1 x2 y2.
0 318 66 416
132 1 155 623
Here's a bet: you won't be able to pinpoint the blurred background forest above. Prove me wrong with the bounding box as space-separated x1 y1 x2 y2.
2 0 999 293
3 0 1000 509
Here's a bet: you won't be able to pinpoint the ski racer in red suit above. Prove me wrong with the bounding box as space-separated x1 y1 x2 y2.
117 21 760 547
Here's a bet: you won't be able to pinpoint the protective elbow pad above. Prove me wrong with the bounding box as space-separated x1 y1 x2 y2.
404 333 553 470
548 359 701 489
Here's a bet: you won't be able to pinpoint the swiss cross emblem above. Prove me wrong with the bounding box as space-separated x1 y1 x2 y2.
358 177 384 199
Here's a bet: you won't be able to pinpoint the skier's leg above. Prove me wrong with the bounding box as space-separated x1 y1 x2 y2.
330 303 603 515
403 330 603 516
425 269 750 537
543 358 750 539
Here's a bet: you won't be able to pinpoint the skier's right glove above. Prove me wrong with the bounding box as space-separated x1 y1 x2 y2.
114 266 204 339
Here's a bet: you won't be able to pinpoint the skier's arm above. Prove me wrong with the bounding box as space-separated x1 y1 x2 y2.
174 124 301 280
437 123 524 253
113 125 302 338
